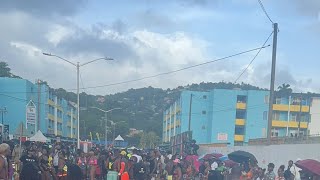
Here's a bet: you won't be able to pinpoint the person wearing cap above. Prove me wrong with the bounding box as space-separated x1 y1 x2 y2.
265 163 276 180
118 150 129 180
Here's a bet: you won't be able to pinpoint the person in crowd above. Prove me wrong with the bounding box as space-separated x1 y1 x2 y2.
39 147 55 180
190 140 199 155
118 151 129 180
77 151 87 179
131 149 142 163
57 151 67 180
265 163 276 180
276 165 286 180
52 145 61 174
87 150 97 180
148 150 158 179
172 158 182 180
0 143 10 180
285 160 300 180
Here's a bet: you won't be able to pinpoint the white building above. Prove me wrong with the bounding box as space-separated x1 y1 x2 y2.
309 97 320 135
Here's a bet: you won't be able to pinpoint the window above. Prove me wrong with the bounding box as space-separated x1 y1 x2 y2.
202 110 206 115
273 112 280 120
235 126 245 135
275 98 281 104
236 110 246 119
264 95 269 104
291 113 297 121
237 95 247 103
203 95 207 99
263 111 268 121
271 129 279 137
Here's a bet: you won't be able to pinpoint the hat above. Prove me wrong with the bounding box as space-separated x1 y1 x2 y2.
173 159 180 163
120 151 127 156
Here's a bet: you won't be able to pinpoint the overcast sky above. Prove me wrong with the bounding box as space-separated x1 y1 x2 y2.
1 0 320 95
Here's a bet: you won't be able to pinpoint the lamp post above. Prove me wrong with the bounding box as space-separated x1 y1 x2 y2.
43 53 113 149
89 107 121 148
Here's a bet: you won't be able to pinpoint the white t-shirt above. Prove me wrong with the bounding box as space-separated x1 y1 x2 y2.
132 154 142 163
290 165 300 180
53 151 60 166
211 161 218 170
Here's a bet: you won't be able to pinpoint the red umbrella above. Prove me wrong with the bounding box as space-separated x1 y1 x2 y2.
223 160 238 168
212 153 224 159
202 154 215 160
295 159 320 176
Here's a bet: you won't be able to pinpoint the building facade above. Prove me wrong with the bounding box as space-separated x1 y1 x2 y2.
0 77 77 138
310 97 320 135
163 89 312 146
271 95 310 137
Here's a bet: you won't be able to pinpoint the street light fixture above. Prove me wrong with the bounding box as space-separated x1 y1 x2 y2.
89 107 122 148
43 53 114 149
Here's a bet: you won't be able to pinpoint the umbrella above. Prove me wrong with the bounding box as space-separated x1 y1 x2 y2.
295 159 320 176
228 150 257 163
223 160 238 168
212 153 224 159
200 153 223 160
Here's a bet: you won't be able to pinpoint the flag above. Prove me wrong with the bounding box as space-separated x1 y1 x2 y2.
89 132 93 141
96 133 100 142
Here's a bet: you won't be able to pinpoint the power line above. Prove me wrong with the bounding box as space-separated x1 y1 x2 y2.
234 30 274 83
0 45 270 94
76 45 270 90
258 0 274 24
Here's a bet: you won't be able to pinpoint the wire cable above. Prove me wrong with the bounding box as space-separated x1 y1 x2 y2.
234 30 274 83
76 45 270 90
258 0 274 24
0 45 270 93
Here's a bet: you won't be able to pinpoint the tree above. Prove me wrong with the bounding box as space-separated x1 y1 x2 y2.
0 62 21 78
0 62 12 77
277 83 292 97
139 131 160 149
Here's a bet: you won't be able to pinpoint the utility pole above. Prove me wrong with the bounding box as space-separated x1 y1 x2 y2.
37 79 42 132
0 107 7 124
76 62 80 149
105 112 108 147
188 93 193 132
267 23 278 145
297 93 303 137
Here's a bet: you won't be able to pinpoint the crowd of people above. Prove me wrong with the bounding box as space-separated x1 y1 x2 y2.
0 140 318 180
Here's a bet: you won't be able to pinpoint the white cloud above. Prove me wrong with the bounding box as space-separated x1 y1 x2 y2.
45 25 74 46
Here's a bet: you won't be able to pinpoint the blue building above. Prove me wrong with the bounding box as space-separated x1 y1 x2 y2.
0 77 77 139
163 89 270 146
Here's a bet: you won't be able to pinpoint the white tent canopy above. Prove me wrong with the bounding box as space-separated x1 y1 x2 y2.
29 130 49 142
114 135 124 141
128 146 137 150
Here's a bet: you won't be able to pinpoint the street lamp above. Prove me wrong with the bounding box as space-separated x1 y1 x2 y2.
43 53 113 149
89 107 121 148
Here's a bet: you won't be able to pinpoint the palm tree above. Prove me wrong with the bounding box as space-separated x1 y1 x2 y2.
277 83 292 97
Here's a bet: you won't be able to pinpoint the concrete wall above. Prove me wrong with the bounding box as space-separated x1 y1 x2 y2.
310 98 320 135
199 143 320 169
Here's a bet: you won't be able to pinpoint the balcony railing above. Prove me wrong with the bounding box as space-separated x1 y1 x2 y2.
236 103 247 109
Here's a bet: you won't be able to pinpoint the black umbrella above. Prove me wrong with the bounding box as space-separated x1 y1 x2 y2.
228 150 257 163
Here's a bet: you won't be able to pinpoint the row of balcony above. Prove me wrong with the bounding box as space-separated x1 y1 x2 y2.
164 107 181 121
165 120 181 131
236 102 310 113
48 99 77 117
235 118 308 129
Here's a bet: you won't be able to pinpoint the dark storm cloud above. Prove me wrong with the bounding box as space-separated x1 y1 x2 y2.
0 0 87 17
